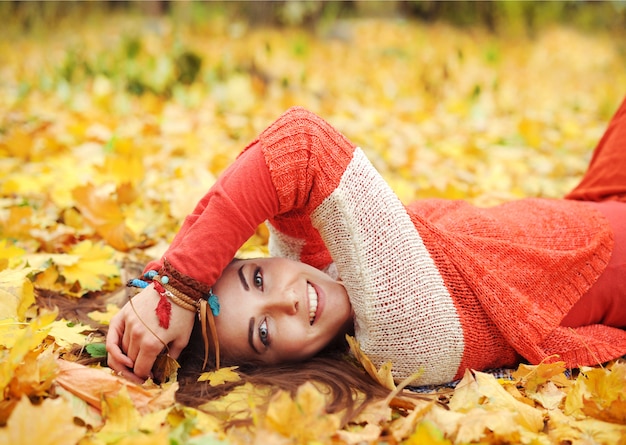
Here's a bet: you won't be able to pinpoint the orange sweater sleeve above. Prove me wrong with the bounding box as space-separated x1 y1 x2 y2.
143 141 279 288
144 107 358 289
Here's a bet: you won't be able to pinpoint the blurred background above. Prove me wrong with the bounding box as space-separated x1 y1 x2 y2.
1 1 626 262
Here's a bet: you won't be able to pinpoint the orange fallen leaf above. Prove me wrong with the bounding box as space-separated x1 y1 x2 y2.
71 183 138 251
54 359 176 415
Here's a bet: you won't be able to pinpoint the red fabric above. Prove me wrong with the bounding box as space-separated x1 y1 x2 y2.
146 105 626 375
257 109 620 371
566 96 626 202
249 107 357 270
561 201 626 329
407 198 616 371
562 97 626 330
144 141 279 285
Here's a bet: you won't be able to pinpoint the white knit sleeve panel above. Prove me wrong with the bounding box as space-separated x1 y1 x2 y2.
266 223 305 262
311 148 465 385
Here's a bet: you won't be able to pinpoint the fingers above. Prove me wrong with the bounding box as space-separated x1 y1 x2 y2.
104 288 197 383
167 336 190 361
131 337 164 379
115 367 146 385
106 315 135 370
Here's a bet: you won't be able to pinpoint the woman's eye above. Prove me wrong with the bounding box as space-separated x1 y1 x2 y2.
259 319 270 346
253 267 263 290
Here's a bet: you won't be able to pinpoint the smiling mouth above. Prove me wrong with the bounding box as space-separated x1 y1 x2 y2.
307 282 318 325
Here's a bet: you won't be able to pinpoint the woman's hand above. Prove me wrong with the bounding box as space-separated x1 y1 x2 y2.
106 285 196 383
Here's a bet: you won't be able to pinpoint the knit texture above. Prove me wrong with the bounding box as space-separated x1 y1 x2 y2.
257 107 626 384
148 106 626 385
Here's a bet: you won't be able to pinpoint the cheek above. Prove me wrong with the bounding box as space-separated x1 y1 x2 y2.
275 322 319 358
214 312 250 360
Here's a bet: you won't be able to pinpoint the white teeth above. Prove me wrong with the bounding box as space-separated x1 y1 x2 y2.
307 283 318 325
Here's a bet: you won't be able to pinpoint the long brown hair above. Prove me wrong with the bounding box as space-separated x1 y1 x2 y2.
175 318 392 427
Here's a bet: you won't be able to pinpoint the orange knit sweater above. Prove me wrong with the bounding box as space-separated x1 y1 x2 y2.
149 107 626 385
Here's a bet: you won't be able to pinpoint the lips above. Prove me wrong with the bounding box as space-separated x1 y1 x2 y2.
307 282 319 325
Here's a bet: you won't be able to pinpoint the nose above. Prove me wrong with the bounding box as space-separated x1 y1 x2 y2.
268 289 299 316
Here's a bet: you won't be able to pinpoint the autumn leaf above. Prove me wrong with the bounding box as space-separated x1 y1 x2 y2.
58 240 119 293
98 385 142 436
0 239 26 269
565 362 626 424
55 359 177 415
72 183 138 251
3 7 626 445
152 353 181 384
6 346 58 400
346 335 395 390
548 408 626 444
0 310 57 399
197 366 241 386
512 360 569 392
0 397 85 445
87 302 120 325
0 273 35 322
47 318 97 349
404 420 452 445
262 382 341 442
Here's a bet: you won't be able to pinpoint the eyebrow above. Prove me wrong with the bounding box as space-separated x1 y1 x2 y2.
248 317 260 354
238 265 249 291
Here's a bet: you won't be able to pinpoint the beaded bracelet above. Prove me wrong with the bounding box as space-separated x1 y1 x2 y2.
127 269 221 369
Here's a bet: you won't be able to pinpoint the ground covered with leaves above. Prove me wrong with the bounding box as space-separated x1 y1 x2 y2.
1 4 626 444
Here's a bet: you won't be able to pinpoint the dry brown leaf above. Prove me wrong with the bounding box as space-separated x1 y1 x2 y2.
54 359 176 415
346 335 395 390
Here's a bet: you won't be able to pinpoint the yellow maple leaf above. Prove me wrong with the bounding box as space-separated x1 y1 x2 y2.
33 264 64 292
448 368 481 412
512 360 568 393
0 397 85 445
47 318 97 349
0 264 37 321
571 362 626 424
0 239 26 268
0 309 57 396
0 275 35 322
455 408 521 444
473 371 545 433
405 420 452 445
59 240 119 293
548 408 626 444
87 303 120 325
389 398 436 442
97 385 142 438
6 346 58 400
98 155 145 187
528 380 566 411
263 382 341 442
197 366 241 386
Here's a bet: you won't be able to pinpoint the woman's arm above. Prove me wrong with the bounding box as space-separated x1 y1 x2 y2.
107 107 358 380
106 142 279 380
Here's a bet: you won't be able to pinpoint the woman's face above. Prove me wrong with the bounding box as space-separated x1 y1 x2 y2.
212 257 353 365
